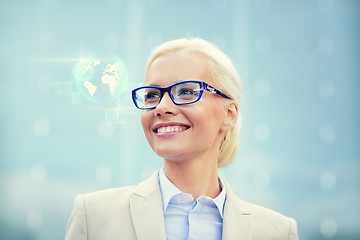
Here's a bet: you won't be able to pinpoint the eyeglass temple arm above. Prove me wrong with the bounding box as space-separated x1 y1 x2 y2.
204 83 231 99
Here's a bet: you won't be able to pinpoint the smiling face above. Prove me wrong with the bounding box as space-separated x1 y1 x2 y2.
141 50 231 164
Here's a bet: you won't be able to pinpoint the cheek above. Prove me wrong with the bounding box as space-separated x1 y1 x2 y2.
140 112 151 132
196 101 225 127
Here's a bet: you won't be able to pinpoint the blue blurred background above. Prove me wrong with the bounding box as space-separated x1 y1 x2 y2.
1 0 359 239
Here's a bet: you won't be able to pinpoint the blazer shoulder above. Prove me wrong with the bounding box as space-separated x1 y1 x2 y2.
82 169 160 204
83 186 136 201
66 186 139 240
81 186 136 213
66 171 161 240
240 198 289 220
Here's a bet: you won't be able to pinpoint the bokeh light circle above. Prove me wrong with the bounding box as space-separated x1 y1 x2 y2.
319 170 337 190
95 165 112 184
320 217 337 238
317 0 334 13
254 169 271 188
318 81 335 99
317 38 335 55
98 121 115 138
255 37 271 53
27 209 43 229
33 118 50 137
254 80 271 97
30 164 47 182
254 123 271 142
319 124 336 144
40 31 57 48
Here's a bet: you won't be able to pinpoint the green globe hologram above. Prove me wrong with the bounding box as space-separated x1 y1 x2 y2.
73 53 128 103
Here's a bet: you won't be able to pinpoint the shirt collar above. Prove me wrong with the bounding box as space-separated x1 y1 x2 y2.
158 167 227 218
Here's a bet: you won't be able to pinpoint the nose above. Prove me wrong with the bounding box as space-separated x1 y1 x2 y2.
154 92 178 116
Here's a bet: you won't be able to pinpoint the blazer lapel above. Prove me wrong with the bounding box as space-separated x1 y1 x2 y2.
129 171 166 240
222 182 255 240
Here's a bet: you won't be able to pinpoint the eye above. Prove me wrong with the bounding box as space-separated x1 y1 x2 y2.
178 88 195 95
147 91 160 98
145 91 161 102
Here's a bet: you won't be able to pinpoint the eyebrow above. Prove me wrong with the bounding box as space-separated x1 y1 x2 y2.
145 83 161 87
144 79 196 87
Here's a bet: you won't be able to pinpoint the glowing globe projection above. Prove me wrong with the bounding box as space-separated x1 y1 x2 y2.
73 53 128 103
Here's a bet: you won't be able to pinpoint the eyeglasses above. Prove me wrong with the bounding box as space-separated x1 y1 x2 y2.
132 80 231 110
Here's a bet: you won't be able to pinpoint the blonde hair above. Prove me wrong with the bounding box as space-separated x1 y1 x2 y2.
145 38 242 168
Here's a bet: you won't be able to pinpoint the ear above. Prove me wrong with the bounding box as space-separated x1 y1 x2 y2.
221 101 239 132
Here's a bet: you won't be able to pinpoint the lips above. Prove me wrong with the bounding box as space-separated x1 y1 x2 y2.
153 123 190 134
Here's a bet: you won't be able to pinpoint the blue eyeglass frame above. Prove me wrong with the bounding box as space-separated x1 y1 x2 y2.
131 80 231 110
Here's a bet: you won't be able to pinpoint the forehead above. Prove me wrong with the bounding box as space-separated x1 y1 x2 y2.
145 50 213 86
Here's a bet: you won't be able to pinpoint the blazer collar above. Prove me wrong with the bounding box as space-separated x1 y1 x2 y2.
129 170 166 240
222 181 255 240
129 170 255 240
158 167 227 218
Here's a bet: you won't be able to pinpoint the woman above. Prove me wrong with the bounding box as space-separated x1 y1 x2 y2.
66 38 299 240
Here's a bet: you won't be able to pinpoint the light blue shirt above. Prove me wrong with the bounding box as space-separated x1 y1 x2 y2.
158 168 226 240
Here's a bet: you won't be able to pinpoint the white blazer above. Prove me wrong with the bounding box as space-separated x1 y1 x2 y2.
66 171 298 240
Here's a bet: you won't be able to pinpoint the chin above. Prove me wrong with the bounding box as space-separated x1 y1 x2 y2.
152 145 185 161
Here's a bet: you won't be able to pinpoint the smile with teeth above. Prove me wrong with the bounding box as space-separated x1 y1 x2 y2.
156 126 187 133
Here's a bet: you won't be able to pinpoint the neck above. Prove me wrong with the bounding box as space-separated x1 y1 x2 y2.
163 155 220 200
